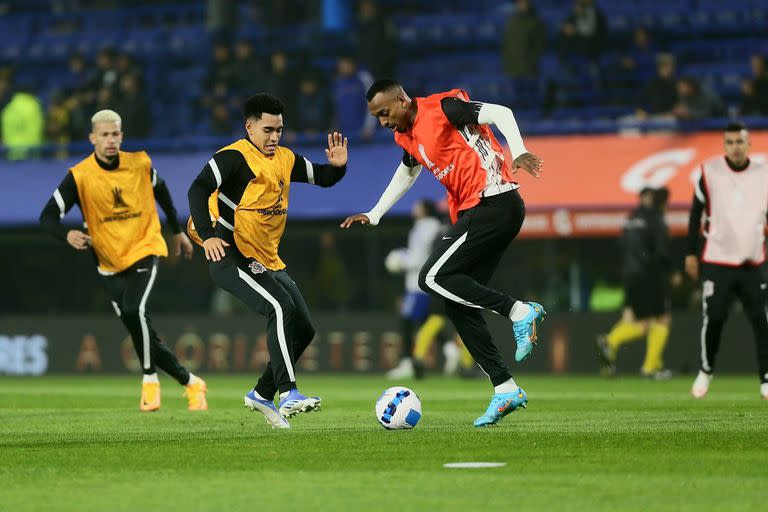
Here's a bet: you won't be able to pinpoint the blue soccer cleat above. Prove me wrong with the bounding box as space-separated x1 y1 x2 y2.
473 389 528 428
513 302 547 362
278 389 322 419
244 390 290 429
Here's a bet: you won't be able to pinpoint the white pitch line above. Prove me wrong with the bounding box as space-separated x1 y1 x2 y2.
443 462 507 469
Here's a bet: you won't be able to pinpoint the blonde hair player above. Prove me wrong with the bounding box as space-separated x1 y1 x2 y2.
40 109 207 412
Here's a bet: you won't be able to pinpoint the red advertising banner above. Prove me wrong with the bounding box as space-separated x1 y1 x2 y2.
511 131 768 237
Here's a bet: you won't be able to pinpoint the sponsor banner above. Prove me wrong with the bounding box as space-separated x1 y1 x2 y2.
0 312 760 376
519 208 691 238
514 131 768 210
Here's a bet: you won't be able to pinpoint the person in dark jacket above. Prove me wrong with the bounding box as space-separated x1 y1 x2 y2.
596 187 673 378
502 0 546 78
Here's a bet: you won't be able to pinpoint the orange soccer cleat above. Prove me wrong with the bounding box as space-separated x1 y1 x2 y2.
140 382 161 411
184 378 208 411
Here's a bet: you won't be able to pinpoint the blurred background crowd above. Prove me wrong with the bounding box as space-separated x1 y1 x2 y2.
0 0 766 159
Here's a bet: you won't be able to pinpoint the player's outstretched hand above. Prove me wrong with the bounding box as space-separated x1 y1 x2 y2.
66 229 92 250
173 232 194 260
340 213 370 229
202 237 229 262
513 152 543 178
326 132 348 167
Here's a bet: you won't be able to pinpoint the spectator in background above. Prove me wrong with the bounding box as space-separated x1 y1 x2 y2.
672 77 724 120
209 103 234 136
739 79 763 116
356 0 397 79
637 53 677 118
1 85 44 160
115 74 151 138
333 55 375 137
295 74 332 134
65 88 93 140
94 85 114 112
744 54 768 114
559 0 606 62
91 47 119 95
206 0 238 37
502 0 546 79
201 80 238 134
263 51 298 118
204 40 237 95
63 54 91 94
114 53 144 91
232 39 262 92
45 90 71 157
605 28 655 107
622 28 655 78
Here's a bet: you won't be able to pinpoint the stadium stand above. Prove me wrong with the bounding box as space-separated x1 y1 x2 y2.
0 0 767 157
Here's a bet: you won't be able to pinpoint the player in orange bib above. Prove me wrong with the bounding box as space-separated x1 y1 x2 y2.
40 109 207 412
342 80 545 427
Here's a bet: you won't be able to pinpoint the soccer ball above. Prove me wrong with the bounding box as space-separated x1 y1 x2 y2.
384 249 405 273
375 386 422 429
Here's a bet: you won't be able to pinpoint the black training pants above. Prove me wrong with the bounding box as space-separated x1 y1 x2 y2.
209 250 316 396
100 256 190 384
700 263 768 383
418 189 524 386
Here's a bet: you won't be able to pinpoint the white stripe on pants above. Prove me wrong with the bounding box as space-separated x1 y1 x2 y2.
236 268 295 381
423 232 482 309
138 263 158 370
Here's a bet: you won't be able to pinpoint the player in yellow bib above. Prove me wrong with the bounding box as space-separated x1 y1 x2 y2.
40 109 207 412
188 94 348 429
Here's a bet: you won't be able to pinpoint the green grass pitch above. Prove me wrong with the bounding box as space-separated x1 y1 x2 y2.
1 375 766 511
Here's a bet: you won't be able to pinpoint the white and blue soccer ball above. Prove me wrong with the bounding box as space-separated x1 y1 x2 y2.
375 386 422 430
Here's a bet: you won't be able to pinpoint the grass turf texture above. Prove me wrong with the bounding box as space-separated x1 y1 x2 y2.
1 375 766 511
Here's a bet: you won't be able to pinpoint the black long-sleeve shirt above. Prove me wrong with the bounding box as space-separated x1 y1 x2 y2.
686 174 707 257
40 154 182 241
187 141 345 244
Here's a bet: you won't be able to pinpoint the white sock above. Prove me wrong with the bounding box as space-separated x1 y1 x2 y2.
279 391 290 400
186 373 198 386
494 377 518 394
142 373 159 384
509 301 531 322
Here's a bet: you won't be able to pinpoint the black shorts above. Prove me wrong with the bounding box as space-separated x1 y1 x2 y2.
624 275 669 319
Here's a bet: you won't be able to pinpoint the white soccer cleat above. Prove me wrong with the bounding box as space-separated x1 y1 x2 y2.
244 390 290 429
761 382 768 400
691 370 713 399
386 358 414 379
278 389 322 419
